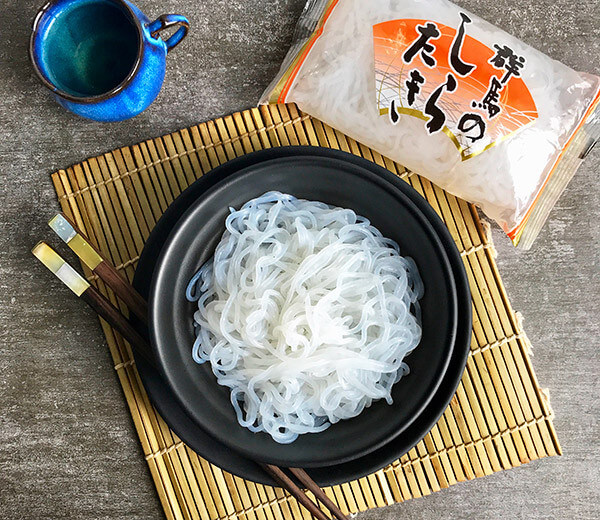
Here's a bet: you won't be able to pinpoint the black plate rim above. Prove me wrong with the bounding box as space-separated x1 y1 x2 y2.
132 145 472 486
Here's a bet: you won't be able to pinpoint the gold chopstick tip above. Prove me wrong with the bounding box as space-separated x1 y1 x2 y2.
48 214 103 270
32 241 90 296
32 241 63 271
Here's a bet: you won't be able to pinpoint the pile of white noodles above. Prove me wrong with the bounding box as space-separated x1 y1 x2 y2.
186 192 423 443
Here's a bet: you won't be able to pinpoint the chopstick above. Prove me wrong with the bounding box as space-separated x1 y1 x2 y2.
32 242 155 368
48 214 148 324
288 467 347 520
32 239 349 520
262 464 331 520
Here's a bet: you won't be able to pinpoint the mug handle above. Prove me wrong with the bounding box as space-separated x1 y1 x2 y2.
148 14 190 52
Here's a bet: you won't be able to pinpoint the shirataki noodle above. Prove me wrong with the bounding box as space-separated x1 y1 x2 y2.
186 192 423 443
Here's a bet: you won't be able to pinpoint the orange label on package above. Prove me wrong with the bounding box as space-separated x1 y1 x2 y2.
373 15 538 160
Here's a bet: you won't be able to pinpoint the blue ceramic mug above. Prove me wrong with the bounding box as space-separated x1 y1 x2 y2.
30 0 189 122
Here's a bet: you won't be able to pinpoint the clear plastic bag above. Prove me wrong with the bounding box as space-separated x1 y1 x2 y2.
260 0 600 248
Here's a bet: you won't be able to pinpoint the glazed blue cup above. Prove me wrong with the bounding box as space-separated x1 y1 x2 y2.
30 0 189 122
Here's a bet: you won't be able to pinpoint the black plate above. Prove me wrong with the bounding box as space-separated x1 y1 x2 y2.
149 150 458 468
132 146 472 485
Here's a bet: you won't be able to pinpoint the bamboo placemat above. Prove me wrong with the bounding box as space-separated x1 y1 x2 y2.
51 103 560 520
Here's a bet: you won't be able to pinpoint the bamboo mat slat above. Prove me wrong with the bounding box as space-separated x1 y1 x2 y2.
51 103 560 520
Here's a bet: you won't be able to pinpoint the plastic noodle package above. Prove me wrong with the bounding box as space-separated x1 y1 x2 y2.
260 0 600 248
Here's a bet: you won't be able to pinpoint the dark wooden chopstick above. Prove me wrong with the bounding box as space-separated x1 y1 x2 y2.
33 239 349 520
48 213 148 324
262 464 330 520
288 467 347 520
79 284 156 368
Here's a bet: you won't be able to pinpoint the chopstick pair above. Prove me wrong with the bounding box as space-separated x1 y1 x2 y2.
263 465 347 520
34 213 349 520
31 241 155 368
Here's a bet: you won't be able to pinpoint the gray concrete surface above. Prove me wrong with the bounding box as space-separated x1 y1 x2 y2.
0 0 598 518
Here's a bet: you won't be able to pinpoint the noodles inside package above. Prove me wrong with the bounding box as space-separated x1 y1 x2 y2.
261 0 600 248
